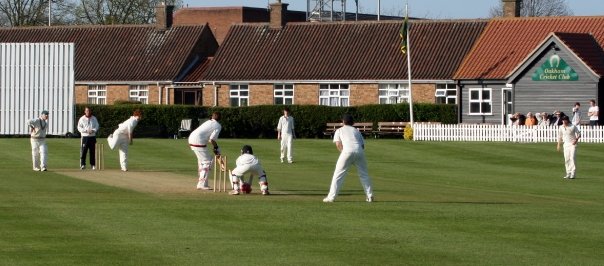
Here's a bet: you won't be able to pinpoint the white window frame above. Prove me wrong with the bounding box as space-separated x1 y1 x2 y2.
379 84 409 104
129 85 149 104
435 83 457 104
469 88 492 115
230 84 249 107
274 84 294 105
319 84 349 107
87 85 107 105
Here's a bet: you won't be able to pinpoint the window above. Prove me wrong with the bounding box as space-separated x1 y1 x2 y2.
319 84 349 106
274 84 294 105
230 84 249 107
435 84 457 104
129 85 149 104
469 88 492 115
87 85 107 105
379 84 409 104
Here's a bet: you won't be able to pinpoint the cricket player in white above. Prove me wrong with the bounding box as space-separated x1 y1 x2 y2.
229 145 270 195
188 112 222 190
77 107 100 170
28 110 50 171
277 107 295 163
107 109 141 171
557 116 581 179
324 114 373 203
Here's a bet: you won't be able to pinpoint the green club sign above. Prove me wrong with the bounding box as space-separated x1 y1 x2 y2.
532 54 578 81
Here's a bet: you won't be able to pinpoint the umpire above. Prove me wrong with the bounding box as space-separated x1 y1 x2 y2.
77 107 99 170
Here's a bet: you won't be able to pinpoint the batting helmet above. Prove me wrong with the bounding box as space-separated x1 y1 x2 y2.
241 145 253 155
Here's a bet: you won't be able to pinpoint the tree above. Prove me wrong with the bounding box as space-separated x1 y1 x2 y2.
490 0 573 17
0 0 50 26
73 0 182 25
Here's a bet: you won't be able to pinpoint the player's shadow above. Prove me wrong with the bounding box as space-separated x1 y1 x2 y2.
270 189 365 196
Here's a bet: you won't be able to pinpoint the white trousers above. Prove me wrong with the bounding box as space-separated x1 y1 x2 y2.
108 132 130 170
192 148 214 187
231 161 267 191
30 138 47 169
280 134 293 162
326 150 373 200
563 144 577 175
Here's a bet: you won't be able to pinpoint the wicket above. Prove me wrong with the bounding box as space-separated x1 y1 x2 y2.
213 155 228 192
95 143 104 170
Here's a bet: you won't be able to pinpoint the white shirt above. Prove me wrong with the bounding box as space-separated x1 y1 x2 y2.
116 116 139 136
277 116 295 135
27 117 48 138
188 119 221 146
558 124 581 146
588 106 599 121
77 115 99 137
333 125 364 152
571 108 581 126
236 153 259 167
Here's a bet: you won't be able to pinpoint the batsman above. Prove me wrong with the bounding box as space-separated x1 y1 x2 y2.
229 145 270 195
188 112 223 190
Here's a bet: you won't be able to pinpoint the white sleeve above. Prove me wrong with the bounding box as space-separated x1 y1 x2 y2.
333 128 341 143
77 117 85 133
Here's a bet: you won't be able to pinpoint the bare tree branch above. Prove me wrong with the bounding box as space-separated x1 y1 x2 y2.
490 0 573 18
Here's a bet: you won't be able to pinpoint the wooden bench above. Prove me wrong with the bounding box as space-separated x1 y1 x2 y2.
323 122 374 138
374 121 408 138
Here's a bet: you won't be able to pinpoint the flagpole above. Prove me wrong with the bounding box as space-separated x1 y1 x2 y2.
405 2 414 125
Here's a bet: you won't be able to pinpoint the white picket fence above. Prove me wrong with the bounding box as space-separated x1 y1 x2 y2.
413 123 604 143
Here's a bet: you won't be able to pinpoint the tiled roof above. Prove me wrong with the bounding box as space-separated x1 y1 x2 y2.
455 16 604 80
202 20 486 81
0 24 215 81
181 57 213 82
555 32 604 77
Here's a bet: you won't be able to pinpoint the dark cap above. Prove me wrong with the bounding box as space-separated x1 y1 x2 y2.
41 110 49 115
241 145 253 155
561 116 570 121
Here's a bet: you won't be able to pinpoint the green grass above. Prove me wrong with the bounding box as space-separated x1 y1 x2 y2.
1 138 603 265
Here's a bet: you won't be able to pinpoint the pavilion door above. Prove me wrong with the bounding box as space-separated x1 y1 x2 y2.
175 89 201 105
501 88 513 125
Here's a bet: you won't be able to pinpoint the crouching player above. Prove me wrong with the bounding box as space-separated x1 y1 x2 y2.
230 145 270 195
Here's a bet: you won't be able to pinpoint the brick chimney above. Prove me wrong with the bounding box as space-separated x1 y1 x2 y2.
269 0 288 29
502 0 521 17
155 2 174 30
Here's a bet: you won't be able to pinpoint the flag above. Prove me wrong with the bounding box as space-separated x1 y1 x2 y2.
399 12 408 55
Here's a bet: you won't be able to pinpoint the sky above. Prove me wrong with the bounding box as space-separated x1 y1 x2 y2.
182 0 603 19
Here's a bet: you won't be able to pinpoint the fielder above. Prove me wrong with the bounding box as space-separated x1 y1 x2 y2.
77 107 99 170
188 112 222 190
107 109 141 171
27 110 50 171
277 107 295 163
557 116 581 179
323 114 373 203
229 145 270 195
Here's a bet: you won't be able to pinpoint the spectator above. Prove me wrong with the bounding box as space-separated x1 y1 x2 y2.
525 112 537 126
571 102 581 126
588 99 599 126
550 111 565 126
538 112 551 127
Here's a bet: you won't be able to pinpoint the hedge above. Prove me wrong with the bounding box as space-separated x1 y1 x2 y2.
75 103 457 139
